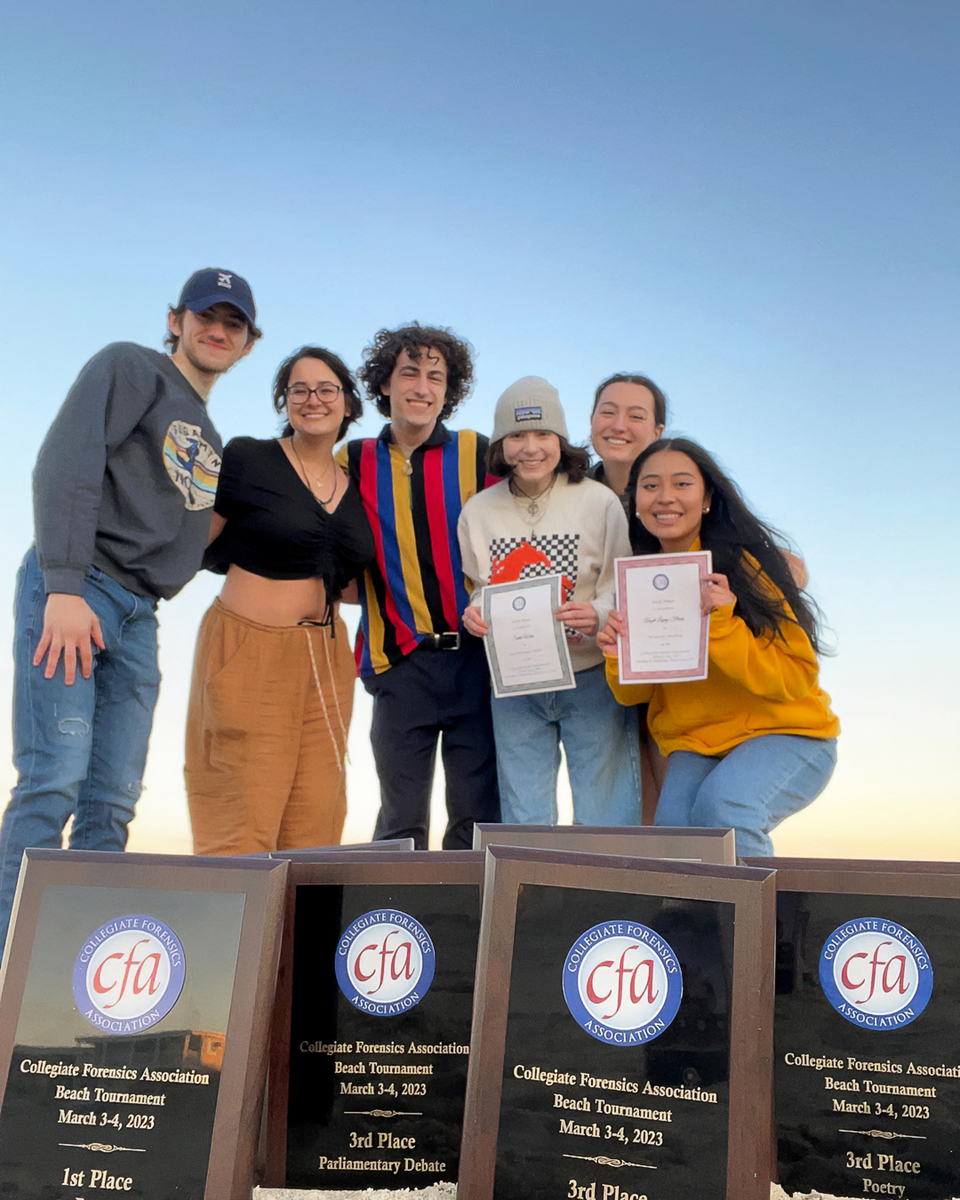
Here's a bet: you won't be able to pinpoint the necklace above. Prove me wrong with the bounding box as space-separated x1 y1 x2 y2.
510 474 556 519
290 438 338 506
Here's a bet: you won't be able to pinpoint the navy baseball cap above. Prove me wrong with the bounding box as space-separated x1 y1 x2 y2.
178 268 257 325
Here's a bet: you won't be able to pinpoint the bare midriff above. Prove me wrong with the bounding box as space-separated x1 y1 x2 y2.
218 565 334 626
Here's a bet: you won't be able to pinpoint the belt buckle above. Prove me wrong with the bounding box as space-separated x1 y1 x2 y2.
435 631 460 651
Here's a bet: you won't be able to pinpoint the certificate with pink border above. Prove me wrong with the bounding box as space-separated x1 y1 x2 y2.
615 551 712 684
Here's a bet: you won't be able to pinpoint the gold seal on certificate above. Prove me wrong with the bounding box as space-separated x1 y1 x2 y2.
480 574 576 698
616 550 712 684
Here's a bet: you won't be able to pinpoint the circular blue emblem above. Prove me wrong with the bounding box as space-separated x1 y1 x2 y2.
512 596 526 611
819 918 933 1030
652 574 670 591
335 909 436 1016
562 921 683 1045
72 915 186 1035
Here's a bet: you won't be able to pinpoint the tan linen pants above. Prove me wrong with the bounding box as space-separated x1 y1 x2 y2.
185 599 356 856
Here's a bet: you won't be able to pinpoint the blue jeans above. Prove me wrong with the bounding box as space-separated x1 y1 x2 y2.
655 734 838 857
492 662 640 826
0 548 160 951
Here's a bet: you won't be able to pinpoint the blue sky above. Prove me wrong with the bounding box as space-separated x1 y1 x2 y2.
1 0 957 857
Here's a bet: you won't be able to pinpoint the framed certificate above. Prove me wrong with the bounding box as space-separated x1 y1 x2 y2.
615 550 712 684
481 574 576 698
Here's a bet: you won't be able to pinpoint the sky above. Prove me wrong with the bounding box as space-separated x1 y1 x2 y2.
0 0 957 860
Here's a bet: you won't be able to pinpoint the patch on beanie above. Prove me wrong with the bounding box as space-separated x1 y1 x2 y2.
514 406 543 421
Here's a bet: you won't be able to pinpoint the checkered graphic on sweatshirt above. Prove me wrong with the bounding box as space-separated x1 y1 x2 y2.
488 534 580 590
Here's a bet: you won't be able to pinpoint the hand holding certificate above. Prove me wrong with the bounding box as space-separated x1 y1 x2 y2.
480 574 576 698
615 551 712 684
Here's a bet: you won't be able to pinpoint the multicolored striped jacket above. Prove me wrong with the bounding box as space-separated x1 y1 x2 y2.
340 423 490 676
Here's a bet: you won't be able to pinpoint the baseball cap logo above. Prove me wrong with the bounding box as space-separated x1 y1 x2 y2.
217 273 233 288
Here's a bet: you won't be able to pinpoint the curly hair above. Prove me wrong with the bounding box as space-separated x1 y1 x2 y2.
358 323 475 420
628 438 825 654
272 346 363 442
486 436 591 483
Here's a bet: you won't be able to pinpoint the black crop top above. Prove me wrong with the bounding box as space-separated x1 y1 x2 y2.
204 438 375 614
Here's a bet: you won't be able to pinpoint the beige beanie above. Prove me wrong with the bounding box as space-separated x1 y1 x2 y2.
491 376 569 443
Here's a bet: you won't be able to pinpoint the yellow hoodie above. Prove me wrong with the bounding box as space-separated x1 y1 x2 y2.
605 561 839 758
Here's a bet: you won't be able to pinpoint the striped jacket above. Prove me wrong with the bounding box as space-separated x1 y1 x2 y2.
340 423 490 676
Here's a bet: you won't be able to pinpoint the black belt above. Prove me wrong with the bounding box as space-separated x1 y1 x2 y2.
418 632 461 651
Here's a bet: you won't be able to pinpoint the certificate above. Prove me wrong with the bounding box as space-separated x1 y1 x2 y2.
481 574 576 698
615 551 712 684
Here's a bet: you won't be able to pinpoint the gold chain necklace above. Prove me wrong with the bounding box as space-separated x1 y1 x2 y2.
290 438 338 507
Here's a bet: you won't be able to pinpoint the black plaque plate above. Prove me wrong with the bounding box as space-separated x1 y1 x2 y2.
0 850 286 1200
472 824 736 864
460 846 775 1200
751 859 960 1200
266 851 484 1189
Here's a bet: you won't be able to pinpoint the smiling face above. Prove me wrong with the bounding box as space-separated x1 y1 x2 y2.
284 356 346 440
635 449 710 551
168 302 253 380
591 381 664 467
380 346 448 442
502 430 562 492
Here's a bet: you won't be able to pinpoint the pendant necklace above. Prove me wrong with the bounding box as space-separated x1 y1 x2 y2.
511 474 556 520
291 438 338 507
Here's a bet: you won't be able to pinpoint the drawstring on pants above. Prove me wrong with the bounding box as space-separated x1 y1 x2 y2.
302 625 349 773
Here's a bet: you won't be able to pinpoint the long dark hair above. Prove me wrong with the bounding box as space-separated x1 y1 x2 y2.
272 346 363 441
629 438 825 653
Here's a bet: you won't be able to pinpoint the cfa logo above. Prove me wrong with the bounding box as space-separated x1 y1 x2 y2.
72 915 186 1035
335 909 435 1017
562 921 683 1046
819 918 933 1030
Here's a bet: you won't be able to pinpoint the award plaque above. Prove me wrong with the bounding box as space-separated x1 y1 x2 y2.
472 823 737 865
742 858 960 1200
269 839 416 858
0 849 286 1200
265 850 484 1190
460 846 776 1200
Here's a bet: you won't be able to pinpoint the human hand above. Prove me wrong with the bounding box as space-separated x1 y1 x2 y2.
596 609 624 657
33 593 105 685
463 605 488 637
701 573 736 614
556 601 599 638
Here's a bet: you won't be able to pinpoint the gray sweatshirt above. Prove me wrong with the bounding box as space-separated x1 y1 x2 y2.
34 342 223 601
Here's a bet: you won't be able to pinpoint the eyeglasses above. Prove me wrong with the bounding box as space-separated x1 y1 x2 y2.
284 384 343 404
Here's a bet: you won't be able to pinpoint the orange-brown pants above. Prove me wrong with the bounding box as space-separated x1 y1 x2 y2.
185 599 356 856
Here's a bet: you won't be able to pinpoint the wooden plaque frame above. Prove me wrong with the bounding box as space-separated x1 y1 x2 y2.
473 823 737 864
0 849 287 1200
460 845 776 1199
264 849 485 1186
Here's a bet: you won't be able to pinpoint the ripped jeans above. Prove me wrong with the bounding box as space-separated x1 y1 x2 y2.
0 548 160 952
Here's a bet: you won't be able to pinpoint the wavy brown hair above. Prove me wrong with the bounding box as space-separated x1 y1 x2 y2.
487 436 591 483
